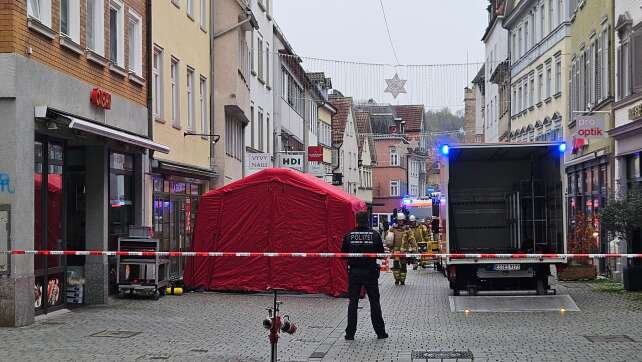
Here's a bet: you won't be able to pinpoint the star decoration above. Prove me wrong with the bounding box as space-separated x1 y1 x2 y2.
384 73 407 99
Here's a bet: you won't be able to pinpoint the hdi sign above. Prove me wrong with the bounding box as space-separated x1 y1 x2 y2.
279 154 304 171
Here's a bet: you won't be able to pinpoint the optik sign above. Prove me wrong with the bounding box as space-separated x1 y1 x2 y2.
575 115 605 137
571 115 606 154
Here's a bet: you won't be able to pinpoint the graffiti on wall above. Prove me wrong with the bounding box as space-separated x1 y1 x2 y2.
0 173 15 194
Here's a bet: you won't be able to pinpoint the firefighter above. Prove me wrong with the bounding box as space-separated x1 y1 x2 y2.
391 213 416 285
409 215 426 270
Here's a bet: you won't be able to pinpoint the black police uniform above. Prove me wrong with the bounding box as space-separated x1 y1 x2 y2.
341 226 387 339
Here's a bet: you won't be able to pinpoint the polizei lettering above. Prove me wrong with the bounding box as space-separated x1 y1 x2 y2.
350 232 374 245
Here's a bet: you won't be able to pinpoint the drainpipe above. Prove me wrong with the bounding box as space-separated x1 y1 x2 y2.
145 0 153 224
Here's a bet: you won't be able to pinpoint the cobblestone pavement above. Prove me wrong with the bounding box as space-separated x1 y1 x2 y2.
3 269 642 361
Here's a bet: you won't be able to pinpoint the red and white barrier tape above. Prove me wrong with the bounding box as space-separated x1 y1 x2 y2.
1 250 641 259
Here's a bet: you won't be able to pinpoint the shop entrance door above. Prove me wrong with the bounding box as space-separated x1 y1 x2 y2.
34 137 66 314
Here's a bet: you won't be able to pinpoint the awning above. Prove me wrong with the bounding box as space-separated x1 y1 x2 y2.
68 118 170 154
154 160 218 178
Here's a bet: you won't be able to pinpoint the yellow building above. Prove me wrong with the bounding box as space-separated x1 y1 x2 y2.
504 0 569 143
150 0 215 279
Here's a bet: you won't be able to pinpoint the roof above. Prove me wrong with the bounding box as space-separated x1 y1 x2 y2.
392 105 424 132
354 111 377 163
329 95 353 145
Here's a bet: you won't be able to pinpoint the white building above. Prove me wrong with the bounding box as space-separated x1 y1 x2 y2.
330 94 360 196
245 0 275 174
482 0 511 142
354 111 375 203
611 0 642 195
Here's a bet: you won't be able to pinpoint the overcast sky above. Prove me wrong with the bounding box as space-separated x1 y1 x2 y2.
274 0 488 110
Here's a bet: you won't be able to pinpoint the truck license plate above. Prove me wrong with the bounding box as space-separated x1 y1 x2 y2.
494 263 520 271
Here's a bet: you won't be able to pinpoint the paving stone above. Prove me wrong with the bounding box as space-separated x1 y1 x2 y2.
1 270 642 361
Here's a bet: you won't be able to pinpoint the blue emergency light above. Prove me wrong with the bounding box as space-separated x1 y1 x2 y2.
440 144 450 156
558 143 567 153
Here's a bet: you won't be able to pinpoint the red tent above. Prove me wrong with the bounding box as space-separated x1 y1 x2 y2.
184 168 366 296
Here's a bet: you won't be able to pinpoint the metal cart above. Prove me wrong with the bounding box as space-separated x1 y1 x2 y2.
117 236 169 300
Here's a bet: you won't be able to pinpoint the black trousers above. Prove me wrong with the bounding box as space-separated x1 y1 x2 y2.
345 267 386 337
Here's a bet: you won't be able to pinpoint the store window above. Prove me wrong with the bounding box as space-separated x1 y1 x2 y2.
152 176 203 280
109 152 135 293
34 139 65 312
627 153 641 189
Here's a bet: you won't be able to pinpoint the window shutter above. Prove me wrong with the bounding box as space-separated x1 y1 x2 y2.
632 28 642 93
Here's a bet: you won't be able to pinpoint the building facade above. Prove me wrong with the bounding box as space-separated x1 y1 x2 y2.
566 0 616 257
150 0 215 280
463 87 479 143
245 0 274 174
0 0 167 326
213 0 254 185
610 0 642 199
309 73 336 183
354 111 375 204
472 66 487 143
329 94 360 196
504 0 569 143
483 0 511 142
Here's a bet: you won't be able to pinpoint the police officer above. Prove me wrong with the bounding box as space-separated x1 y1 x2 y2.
341 211 388 340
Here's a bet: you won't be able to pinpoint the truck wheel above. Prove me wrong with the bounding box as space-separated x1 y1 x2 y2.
453 289 460 296
467 286 478 296
536 279 546 295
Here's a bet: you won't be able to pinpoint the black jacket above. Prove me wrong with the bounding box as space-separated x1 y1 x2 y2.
341 227 385 270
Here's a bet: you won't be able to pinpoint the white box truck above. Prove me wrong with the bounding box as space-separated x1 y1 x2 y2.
438 143 567 295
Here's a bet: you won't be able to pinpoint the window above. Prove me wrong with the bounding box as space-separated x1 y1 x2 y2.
546 62 552 98
186 0 193 18
225 116 244 160
60 0 80 43
27 0 52 27
555 56 561 95
518 84 522 111
548 0 554 32
257 36 264 81
199 0 207 29
540 3 545 39
557 0 563 26
187 68 195 131
601 29 609 99
390 180 400 197
525 21 529 52
171 57 180 127
523 78 529 109
152 46 163 119
266 114 271 153
284 68 304 115
390 147 399 166
518 27 523 57
200 77 207 133
266 43 270 86
250 105 254 148
512 86 517 115
238 30 250 83
529 74 535 107
619 38 631 99
86 0 104 54
512 33 517 62
109 0 124 67
127 10 142 76
258 109 264 151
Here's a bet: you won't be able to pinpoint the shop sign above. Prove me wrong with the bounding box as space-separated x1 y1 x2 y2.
574 115 605 138
308 163 325 177
629 103 642 121
247 153 271 172
279 154 304 171
90 88 112 110
307 146 323 162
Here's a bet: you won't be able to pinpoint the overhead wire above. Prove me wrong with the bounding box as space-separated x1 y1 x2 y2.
378 0 401 66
